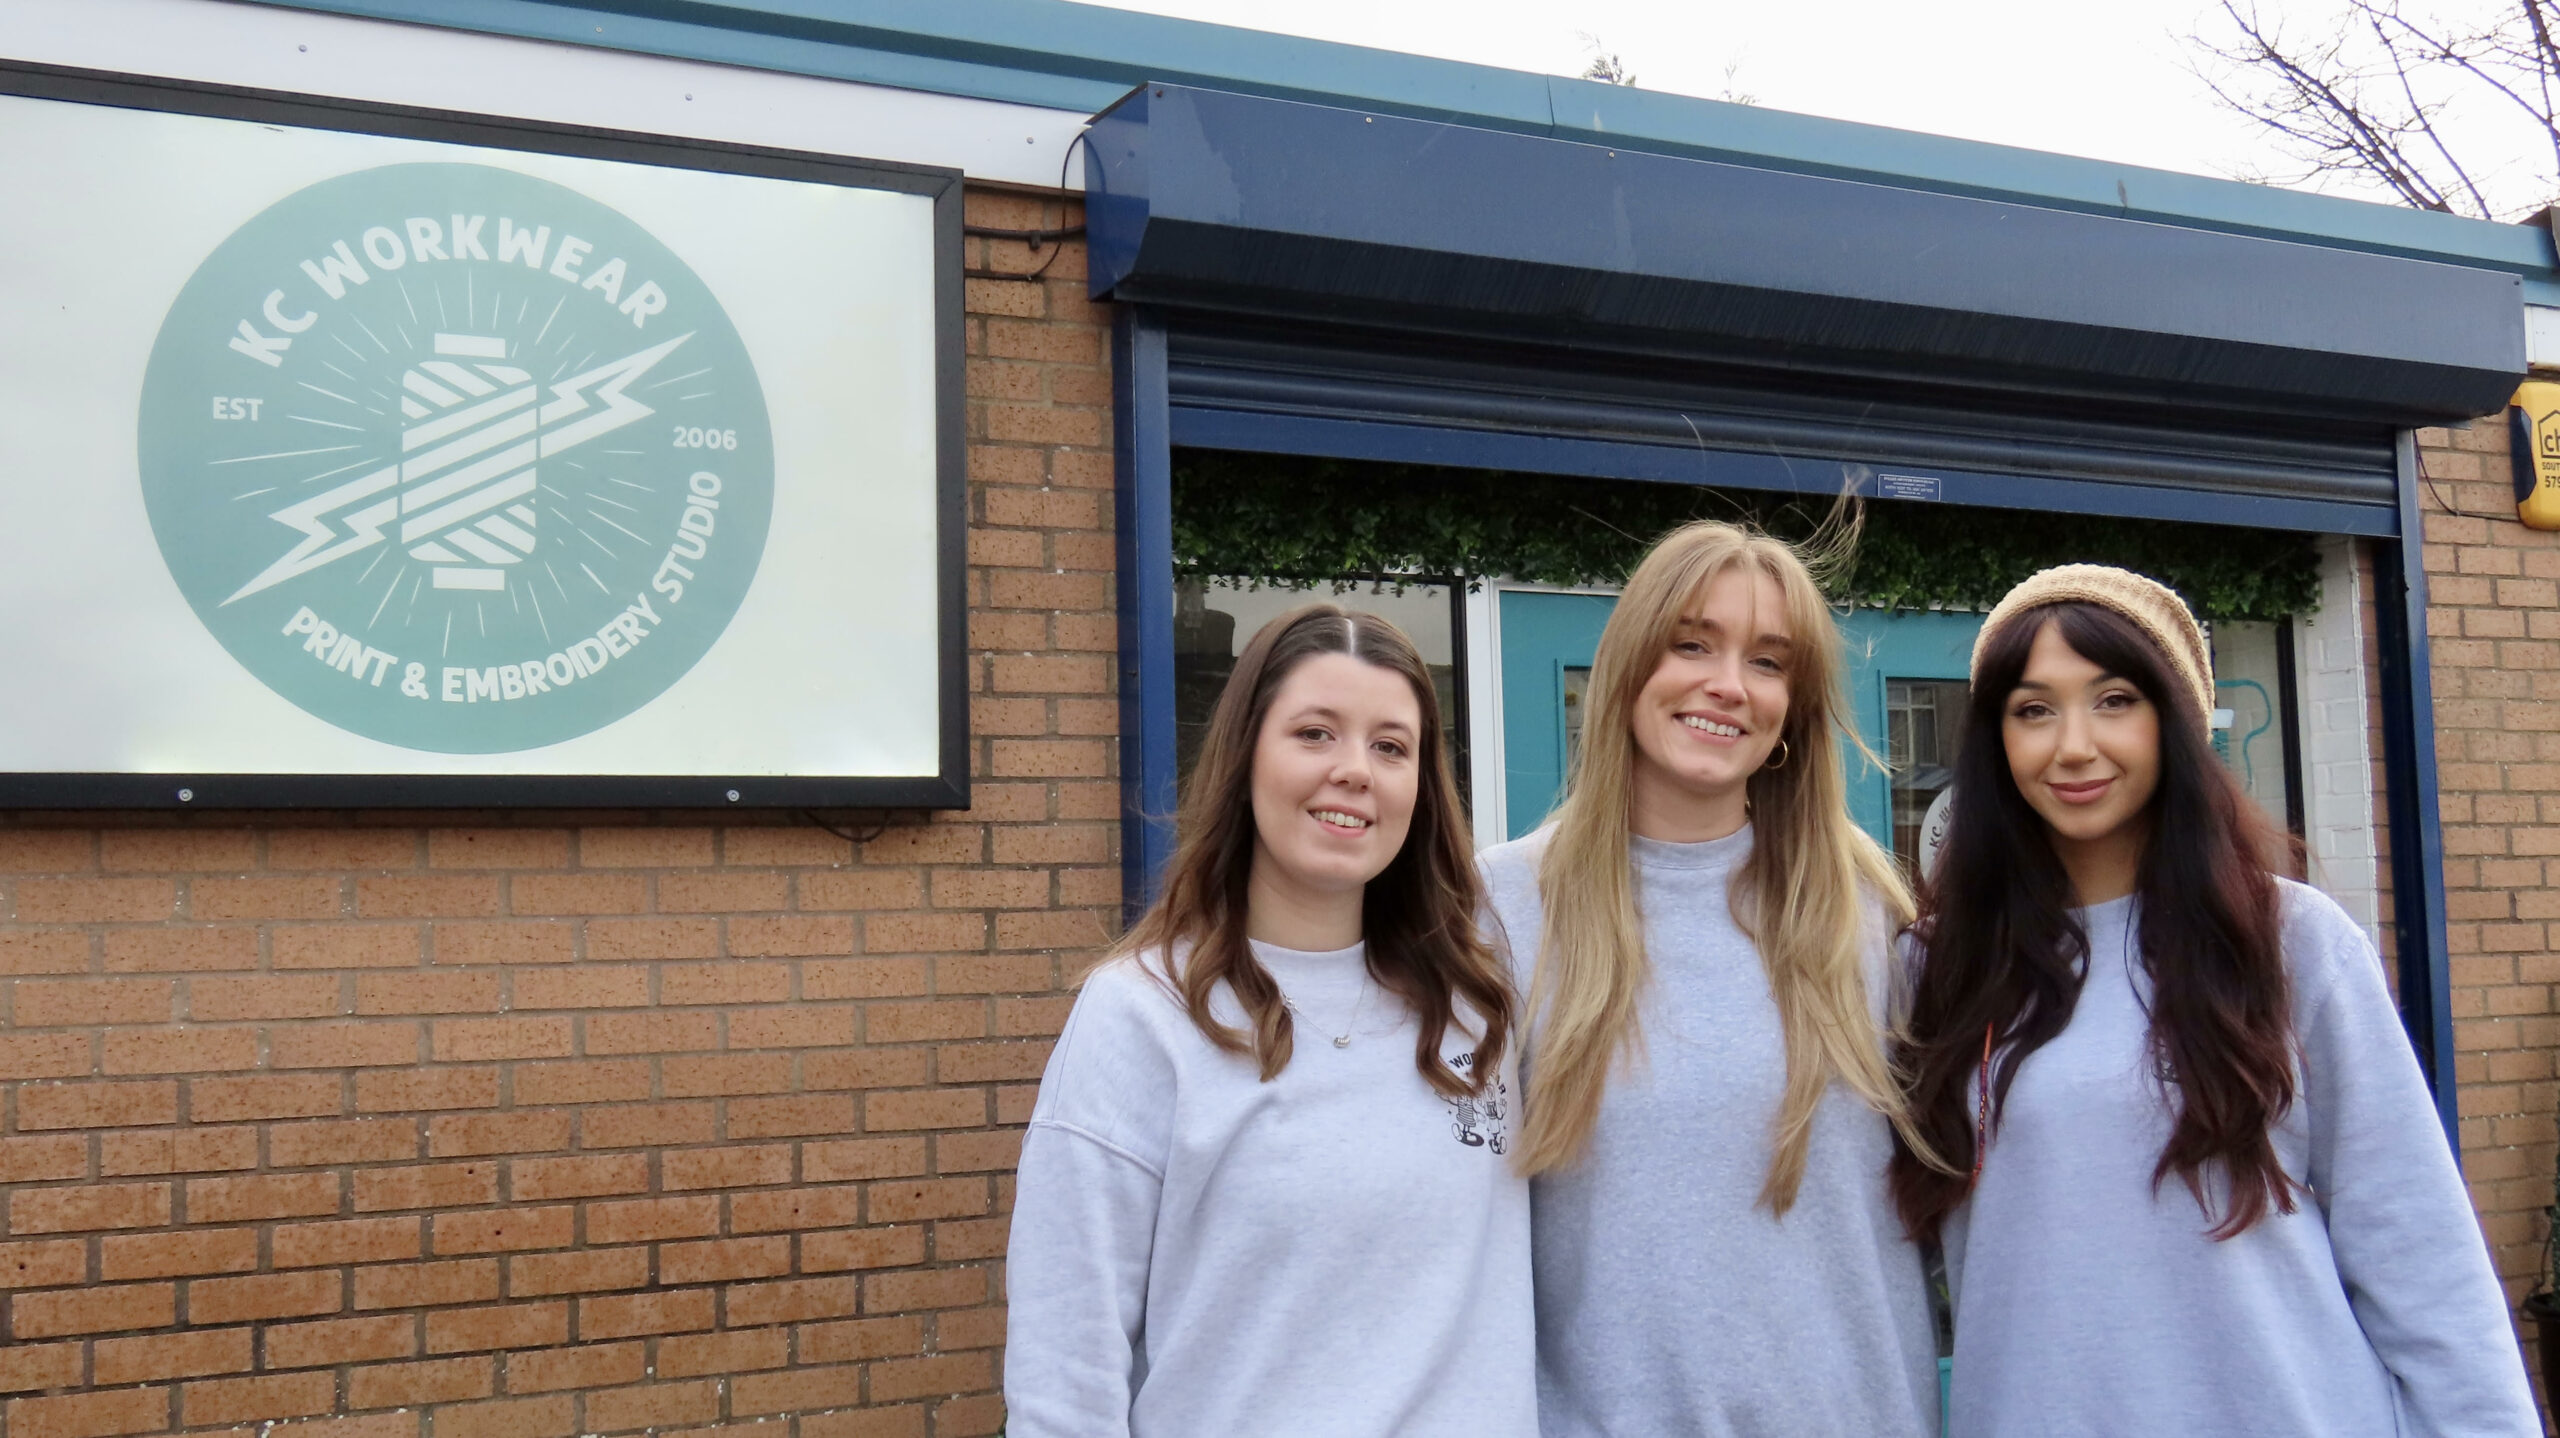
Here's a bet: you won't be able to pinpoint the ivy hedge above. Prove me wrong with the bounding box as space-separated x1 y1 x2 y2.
1172 451 2323 621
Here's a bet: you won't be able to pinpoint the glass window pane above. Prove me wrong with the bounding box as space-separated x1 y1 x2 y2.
1173 577 1465 808
1886 677 1971 877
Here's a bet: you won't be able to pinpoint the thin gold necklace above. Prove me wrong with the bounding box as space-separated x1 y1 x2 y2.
1282 973 1369 1049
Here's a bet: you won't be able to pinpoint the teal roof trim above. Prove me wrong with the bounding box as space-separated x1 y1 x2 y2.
244 0 2558 286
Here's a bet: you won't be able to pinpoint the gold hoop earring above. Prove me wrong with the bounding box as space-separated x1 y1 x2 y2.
1764 737 1791 772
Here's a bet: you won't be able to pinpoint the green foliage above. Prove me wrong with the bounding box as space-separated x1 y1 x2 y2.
1173 452 2322 621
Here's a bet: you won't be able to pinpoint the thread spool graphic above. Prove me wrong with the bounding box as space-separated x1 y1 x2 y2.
399 334 538 590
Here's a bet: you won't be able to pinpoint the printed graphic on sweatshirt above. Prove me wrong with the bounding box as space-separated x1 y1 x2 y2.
138 162 773 753
1444 1051 1510 1155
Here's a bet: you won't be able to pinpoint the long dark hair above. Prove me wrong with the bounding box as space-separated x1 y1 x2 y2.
1889 602 2296 1242
1112 603 1510 1099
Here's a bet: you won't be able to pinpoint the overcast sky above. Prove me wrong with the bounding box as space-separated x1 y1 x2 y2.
1083 0 2542 215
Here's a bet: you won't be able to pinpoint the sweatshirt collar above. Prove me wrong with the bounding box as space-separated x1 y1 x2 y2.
1629 822 1754 872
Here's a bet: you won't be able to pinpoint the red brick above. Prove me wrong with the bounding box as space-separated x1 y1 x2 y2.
103 927 258 973
0 832 96 873
4 1386 172 1438
354 1161 498 1212
802 1226 926 1273
802 1048 932 1091
11 1181 170 1234
93 1326 254 1384
0 931 90 975
727 1093 856 1139
272 925 422 969
14 878 175 924
431 1205 573 1255
579 1102 715 1148
730 1365 862 1417
863 912 985 954
575 1288 714 1340
98 1127 256 1177
356 970 500 1014
865 999 986 1043
936 1129 1023 1173
273 1215 424 1268
271 1117 419 1167
578 827 715 867
348 1356 493 1407
662 1144 792 1190
425 1301 569 1353
431 1016 572 1061
188 1171 341 1223
865 1088 986 1131
433 1395 578 1438
99 1227 258 1279
14 1281 175 1337
190 1269 343 1323
0 1239 86 1289
585 1380 721 1433
512 1058 652 1106
508 966 648 1010
725 1005 856 1048
270 1411 421 1438
654 1328 790 1379
98 1025 255 1075
797 1316 923 1363
800 1139 929 1184
429 829 570 869
190 1073 343 1122
802 958 932 1000
506 874 643 916
660 1053 791 1097
181 1372 336 1427
866 1266 986 1311
432 921 574 967
725 916 855 957
428 1110 574 1158
584 1196 719 1246
504 1247 649 1298
194 876 342 920
583 1011 718 1055
660 962 788 1006
265 1315 422 1368
585 919 720 960
509 1153 649 1202
867 1351 993 1403
266 830 421 870
731 1185 866 1233
0 1135 88 1183
356 875 502 918
14 978 173 1025
501 1340 647 1393
722 1275 859 1327
355 1066 500 1112
0 1034 90 1080
189 974 341 1021
657 1236 791 1285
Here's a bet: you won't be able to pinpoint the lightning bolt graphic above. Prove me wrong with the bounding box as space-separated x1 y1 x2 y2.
222 334 693 605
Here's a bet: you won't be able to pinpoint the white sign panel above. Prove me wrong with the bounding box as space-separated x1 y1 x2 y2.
0 69 965 807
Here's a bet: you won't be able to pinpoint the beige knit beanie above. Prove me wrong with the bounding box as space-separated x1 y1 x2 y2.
1968 565 2215 732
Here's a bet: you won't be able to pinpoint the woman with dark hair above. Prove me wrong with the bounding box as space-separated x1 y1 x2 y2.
1002 605 1528 1438
1889 565 2536 1436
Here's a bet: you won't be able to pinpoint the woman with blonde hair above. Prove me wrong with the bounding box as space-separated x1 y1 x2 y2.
1480 518 1939 1435
1005 604 1531 1438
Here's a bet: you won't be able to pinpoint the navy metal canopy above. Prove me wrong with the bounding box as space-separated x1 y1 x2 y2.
1087 85 2527 426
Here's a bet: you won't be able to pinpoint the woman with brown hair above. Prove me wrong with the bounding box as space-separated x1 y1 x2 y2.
1889 566 2535 1436
1002 605 1528 1438
1480 519 1940 1436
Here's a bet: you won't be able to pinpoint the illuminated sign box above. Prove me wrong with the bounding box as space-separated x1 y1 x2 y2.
0 66 965 808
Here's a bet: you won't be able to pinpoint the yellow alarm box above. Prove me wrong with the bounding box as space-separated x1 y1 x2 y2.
2509 379 2560 530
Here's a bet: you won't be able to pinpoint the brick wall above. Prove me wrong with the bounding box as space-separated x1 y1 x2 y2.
0 189 1107 1438
2415 417 2560 1422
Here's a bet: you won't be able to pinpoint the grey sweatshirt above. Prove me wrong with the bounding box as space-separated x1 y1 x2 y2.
1480 826 1939 1438
1943 885 2538 1438
1002 941 1537 1438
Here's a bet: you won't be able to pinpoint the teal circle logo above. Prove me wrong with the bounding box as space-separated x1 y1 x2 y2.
139 162 773 754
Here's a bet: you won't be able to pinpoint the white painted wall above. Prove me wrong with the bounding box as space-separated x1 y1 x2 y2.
2296 534 2386 946
0 0 1090 189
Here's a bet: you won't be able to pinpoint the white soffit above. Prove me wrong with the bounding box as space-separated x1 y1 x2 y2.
0 0 1090 190
2530 304 2560 372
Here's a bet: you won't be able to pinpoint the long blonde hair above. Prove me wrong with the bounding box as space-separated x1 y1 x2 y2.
1516 519 1925 1210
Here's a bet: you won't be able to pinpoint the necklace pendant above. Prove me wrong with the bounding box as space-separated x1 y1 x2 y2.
1332 1035 1351 1048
